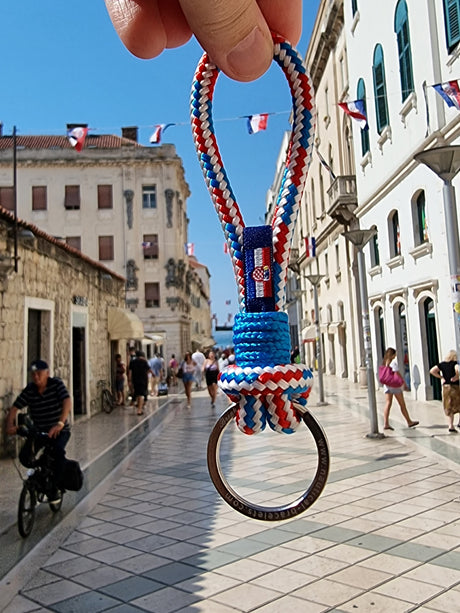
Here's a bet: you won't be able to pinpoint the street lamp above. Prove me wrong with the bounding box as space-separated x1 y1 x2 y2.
305 274 327 406
414 146 460 357
342 229 383 439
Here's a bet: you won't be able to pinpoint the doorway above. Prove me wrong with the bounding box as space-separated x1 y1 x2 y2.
72 327 87 415
424 298 441 400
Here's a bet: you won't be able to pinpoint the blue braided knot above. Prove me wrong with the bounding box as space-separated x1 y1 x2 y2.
219 312 313 435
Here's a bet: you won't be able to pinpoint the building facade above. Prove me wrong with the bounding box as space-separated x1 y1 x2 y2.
0 127 212 362
0 207 131 457
344 0 460 400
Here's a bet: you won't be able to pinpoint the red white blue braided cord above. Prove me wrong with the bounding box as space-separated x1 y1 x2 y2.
190 33 316 311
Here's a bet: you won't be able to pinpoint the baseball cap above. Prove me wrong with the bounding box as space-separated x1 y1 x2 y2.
30 359 49 371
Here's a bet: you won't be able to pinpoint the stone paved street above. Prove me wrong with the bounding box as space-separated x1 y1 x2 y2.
1 376 460 612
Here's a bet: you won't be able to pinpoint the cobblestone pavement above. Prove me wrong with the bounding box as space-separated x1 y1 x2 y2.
1 376 460 612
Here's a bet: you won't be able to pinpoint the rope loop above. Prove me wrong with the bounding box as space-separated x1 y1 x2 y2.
191 34 316 435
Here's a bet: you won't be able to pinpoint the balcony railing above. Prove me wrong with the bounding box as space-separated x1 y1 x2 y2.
326 175 357 225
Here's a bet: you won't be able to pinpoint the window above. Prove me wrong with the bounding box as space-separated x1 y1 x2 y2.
143 234 159 259
351 0 358 16
64 185 80 210
370 228 380 267
389 212 401 257
415 191 428 245
32 186 47 211
98 236 114 260
66 236 81 251
372 45 390 134
444 0 460 52
357 79 370 156
145 282 160 308
97 185 113 209
0 186 14 211
395 1 414 102
142 185 157 209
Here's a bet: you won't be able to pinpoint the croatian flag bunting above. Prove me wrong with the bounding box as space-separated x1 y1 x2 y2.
67 126 88 152
185 242 195 256
247 113 269 134
338 100 368 130
305 236 316 258
433 80 460 110
150 123 174 144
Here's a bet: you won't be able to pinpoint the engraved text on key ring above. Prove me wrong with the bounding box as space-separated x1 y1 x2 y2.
207 402 330 521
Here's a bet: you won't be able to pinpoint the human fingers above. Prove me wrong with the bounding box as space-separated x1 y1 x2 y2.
257 0 302 46
104 0 192 59
179 0 274 82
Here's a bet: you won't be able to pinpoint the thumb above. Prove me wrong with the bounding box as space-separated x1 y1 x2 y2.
179 0 273 82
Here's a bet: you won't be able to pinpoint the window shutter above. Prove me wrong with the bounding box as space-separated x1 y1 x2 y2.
97 185 113 209
98 236 114 260
32 186 47 211
143 234 159 259
445 0 460 51
66 236 81 251
65 185 80 210
145 283 160 307
0 186 14 211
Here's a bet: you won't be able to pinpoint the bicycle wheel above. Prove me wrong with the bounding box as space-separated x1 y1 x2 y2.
102 388 114 413
18 484 36 538
49 489 64 513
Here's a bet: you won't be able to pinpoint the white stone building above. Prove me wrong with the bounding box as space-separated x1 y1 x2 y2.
344 0 460 400
0 126 212 362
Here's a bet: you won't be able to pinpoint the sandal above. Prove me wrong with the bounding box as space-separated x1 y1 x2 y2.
137 411 144 416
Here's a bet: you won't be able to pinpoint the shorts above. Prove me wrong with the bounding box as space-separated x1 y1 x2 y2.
116 379 124 392
205 370 218 386
133 382 148 398
182 372 194 383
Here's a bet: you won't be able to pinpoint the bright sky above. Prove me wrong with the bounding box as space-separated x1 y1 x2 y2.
1 0 320 325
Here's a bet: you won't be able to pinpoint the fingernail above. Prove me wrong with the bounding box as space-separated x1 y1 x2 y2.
226 26 272 80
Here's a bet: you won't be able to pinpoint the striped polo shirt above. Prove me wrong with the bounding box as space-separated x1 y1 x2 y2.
14 377 70 432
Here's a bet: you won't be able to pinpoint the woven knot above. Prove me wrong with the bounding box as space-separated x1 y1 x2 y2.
233 312 291 367
219 364 313 435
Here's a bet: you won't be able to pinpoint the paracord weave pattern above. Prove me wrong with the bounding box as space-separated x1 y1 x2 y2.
191 34 316 435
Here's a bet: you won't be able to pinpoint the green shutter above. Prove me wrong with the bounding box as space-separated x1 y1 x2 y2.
445 0 460 51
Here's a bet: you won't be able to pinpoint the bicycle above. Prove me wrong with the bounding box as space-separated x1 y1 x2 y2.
97 379 115 413
15 418 65 538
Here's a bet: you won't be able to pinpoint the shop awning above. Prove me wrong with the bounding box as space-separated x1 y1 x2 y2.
328 321 345 334
302 325 317 342
108 307 144 340
143 333 165 344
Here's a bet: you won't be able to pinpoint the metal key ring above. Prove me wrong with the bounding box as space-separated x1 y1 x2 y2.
207 402 330 521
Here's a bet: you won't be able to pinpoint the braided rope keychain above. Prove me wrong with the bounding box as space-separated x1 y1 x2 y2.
191 34 330 521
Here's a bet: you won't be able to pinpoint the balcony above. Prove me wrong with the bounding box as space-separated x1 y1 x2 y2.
326 175 358 226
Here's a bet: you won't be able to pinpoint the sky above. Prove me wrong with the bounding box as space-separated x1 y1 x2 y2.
0 0 320 326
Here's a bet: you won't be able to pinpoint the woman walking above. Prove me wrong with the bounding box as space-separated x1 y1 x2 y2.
180 352 196 409
430 350 460 433
381 347 419 430
203 350 220 408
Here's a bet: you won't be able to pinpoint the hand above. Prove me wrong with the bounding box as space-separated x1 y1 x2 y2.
48 423 64 439
104 0 302 81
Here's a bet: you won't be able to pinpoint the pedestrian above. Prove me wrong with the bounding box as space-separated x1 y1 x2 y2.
104 0 302 83
127 346 137 405
115 353 126 406
180 352 196 409
290 345 300 364
192 349 206 389
203 350 220 408
381 347 419 430
128 351 152 415
168 354 179 387
5 359 72 503
148 353 164 396
430 350 460 433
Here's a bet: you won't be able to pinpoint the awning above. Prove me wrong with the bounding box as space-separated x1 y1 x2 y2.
192 336 216 349
302 325 317 342
108 307 144 340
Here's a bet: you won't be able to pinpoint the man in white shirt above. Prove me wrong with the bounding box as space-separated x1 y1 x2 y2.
191 350 206 389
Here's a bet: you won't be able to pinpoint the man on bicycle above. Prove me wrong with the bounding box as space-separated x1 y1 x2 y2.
6 359 72 502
